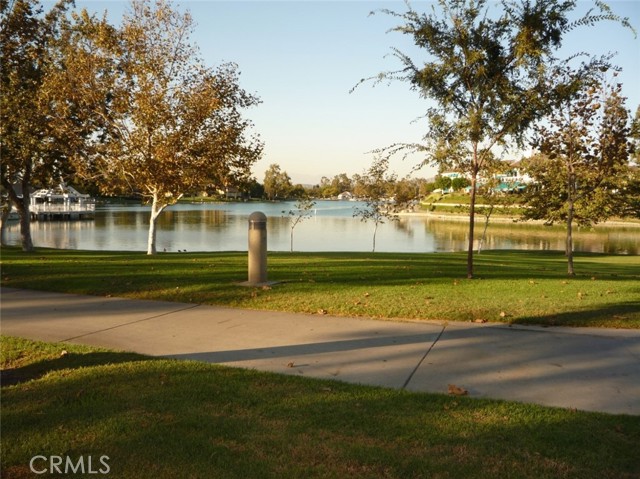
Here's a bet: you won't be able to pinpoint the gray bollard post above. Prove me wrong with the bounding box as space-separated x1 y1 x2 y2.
247 211 268 285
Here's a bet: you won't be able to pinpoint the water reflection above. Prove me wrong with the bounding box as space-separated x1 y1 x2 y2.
4 201 639 254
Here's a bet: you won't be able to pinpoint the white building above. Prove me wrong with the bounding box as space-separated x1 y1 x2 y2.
30 184 95 220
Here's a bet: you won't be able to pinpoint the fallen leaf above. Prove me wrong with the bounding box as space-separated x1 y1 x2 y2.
448 384 468 396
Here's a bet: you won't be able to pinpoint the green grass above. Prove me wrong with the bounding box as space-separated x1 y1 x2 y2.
2 336 639 479
1 247 639 328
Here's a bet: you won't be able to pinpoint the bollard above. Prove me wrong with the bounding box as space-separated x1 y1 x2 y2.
247 211 268 285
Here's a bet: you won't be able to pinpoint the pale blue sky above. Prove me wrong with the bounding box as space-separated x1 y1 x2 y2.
73 1 640 184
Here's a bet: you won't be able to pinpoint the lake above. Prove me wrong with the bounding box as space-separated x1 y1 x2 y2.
4 200 639 254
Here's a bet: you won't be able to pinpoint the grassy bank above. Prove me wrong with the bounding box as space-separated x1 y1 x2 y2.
2 336 639 479
1 247 638 328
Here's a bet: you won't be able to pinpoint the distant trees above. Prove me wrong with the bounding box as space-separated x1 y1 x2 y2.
318 173 352 198
363 0 632 278
263 164 293 200
451 177 471 192
433 176 452 192
523 73 633 275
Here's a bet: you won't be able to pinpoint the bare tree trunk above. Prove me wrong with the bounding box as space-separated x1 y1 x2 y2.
467 152 479 279
0 198 10 246
2 180 34 252
372 221 378 253
290 227 294 253
18 196 34 252
478 205 493 254
147 192 163 255
566 198 575 276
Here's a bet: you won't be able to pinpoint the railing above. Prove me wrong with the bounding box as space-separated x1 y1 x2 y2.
30 202 96 214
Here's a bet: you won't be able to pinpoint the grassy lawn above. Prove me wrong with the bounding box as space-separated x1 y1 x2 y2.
1 246 638 328
2 336 639 479
420 193 528 215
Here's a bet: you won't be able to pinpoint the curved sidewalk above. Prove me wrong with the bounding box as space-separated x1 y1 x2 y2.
1 287 639 415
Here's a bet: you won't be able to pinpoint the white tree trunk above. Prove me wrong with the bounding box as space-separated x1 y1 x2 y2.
147 192 164 255
372 221 379 253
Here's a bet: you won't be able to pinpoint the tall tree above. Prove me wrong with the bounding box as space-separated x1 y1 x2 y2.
361 0 632 278
263 163 292 200
0 0 73 251
630 105 640 165
523 72 632 275
59 0 262 254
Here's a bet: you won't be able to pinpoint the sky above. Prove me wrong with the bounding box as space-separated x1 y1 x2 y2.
67 1 640 185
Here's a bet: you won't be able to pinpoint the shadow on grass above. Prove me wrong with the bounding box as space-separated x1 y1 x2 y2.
2 348 640 479
2 249 638 296
0 351 149 387
510 301 640 327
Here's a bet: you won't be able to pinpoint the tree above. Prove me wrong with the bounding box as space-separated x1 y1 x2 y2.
433 175 452 192
331 173 352 196
284 197 316 252
0 0 74 251
392 176 419 205
263 164 292 200
247 178 265 199
451 176 471 192
523 72 632 275
59 0 262 254
353 157 399 252
613 107 640 218
630 105 640 165
362 0 632 278
473 160 520 253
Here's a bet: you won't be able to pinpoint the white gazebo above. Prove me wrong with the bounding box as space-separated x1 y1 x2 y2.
30 184 95 220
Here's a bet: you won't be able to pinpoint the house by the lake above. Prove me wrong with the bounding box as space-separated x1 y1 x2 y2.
30 184 95 220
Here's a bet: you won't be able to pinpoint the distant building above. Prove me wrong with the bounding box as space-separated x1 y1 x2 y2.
30 184 95 220
442 161 534 193
337 191 354 201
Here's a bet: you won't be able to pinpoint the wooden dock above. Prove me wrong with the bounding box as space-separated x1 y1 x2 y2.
30 204 95 221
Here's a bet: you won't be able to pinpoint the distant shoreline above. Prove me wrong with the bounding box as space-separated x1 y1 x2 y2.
398 209 640 228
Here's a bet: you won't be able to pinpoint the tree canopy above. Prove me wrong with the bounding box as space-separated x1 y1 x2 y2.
263 164 293 200
523 72 633 274
0 0 74 251
56 0 263 254
353 157 399 253
362 0 632 278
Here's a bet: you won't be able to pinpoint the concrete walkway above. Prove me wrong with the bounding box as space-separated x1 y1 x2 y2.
2 287 639 415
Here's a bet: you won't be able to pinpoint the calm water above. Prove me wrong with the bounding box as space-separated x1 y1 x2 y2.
5 200 639 254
